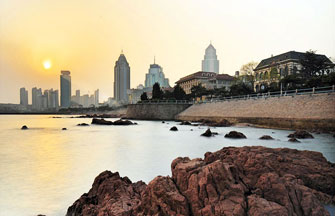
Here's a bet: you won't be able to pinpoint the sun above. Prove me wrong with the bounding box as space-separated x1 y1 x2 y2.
43 60 52 70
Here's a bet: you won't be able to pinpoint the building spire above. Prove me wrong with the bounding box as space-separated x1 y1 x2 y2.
154 56 156 64
121 49 123 54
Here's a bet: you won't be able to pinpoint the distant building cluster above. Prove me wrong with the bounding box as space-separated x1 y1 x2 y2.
71 89 99 108
11 43 334 111
16 70 100 112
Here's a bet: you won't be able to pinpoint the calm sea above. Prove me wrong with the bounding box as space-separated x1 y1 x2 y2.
0 115 334 216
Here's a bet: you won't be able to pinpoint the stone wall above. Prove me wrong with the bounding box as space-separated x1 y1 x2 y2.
126 103 192 120
177 93 335 131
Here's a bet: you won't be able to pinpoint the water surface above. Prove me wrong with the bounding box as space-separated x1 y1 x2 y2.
0 115 334 216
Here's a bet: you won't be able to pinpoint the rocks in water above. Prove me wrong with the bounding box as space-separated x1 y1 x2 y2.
162 121 165 123
91 118 113 125
224 131 247 139
179 121 192 125
201 129 218 137
259 135 274 140
62 128 67 130
77 123 89 126
170 126 178 131
113 119 136 125
200 119 232 127
21 125 28 130
67 146 335 216
288 130 314 139
91 118 136 125
288 138 300 142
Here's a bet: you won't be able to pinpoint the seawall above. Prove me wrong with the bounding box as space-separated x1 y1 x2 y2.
126 103 192 120
177 93 335 131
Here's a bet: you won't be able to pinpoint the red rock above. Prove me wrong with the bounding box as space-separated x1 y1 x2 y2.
67 147 335 216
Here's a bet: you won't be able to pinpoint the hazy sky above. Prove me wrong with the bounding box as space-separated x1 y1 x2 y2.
0 0 334 103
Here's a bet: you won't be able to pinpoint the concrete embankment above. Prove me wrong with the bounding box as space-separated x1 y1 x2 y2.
126 103 192 120
177 93 335 131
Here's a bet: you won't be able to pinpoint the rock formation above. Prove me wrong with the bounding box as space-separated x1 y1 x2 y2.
201 129 218 137
224 131 247 139
91 118 136 126
259 135 274 140
77 123 89 126
170 126 178 131
288 130 314 139
67 146 335 216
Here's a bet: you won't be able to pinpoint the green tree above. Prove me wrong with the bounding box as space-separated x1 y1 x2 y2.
213 87 229 97
152 82 163 99
190 83 207 98
300 50 329 78
229 83 254 96
173 84 187 100
140 92 148 101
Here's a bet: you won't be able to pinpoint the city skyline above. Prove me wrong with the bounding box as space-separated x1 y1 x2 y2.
1 0 334 103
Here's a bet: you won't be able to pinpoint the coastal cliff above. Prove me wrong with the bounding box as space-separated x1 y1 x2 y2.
67 146 335 216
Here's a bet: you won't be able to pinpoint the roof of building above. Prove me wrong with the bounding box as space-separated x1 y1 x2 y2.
254 51 333 71
176 71 234 84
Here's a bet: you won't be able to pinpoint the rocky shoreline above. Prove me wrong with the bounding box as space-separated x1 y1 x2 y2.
66 146 335 216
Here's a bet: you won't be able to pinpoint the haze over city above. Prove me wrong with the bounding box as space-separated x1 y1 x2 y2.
0 0 334 103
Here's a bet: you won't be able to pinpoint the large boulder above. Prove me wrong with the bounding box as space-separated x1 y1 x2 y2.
288 130 314 139
201 129 218 137
21 125 28 130
67 146 335 216
91 118 113 125
77 123 89 126
224 131 247 139
113 119 136 125
66 171 146 216
170 126 178 131
259 135 274 140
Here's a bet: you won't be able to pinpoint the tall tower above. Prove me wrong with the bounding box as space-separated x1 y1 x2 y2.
114 53 130 102
202 42 219 73
60 70 71 107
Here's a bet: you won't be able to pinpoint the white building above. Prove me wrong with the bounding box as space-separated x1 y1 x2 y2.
202 43 219 73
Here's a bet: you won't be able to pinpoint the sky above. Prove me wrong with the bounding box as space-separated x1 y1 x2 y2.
0 0 334 103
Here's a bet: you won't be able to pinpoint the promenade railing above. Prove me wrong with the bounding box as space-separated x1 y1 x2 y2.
134 85 335 105
203 85 335 103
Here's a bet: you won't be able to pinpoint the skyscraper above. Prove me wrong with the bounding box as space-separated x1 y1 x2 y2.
114 53 130 102
32 87 42 110
202 42 219 73
60 70 71 107
19 87 28 106
145 58 170 88
94 89 99 106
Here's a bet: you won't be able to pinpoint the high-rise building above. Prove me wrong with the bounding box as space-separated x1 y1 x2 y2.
145 58 170 88
32 87 42 110
202 42 219 73
114 53 130 102
20 88 28 106
60 70 71 107
94 89 99 106
48 89 59 108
